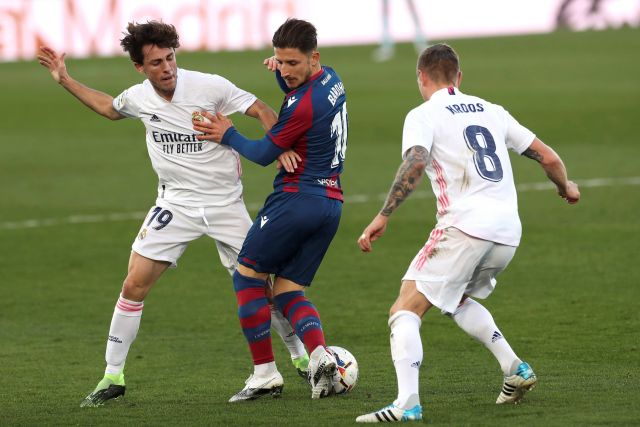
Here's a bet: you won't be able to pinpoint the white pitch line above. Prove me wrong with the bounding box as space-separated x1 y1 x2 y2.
2 176 639 231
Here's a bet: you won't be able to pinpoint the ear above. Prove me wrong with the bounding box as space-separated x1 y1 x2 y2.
418 69 429 87
134 62 144 74
455 70 463 87
310 50 320 65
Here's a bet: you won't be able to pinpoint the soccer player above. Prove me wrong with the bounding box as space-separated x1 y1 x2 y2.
37 20 308 407
373 0 428 62
355 44 580 422
193 18 348 401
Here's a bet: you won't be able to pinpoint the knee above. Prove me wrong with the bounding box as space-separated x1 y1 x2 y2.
121 275 150 301
389 302 403 318
389 303 421 320
389 281 431 319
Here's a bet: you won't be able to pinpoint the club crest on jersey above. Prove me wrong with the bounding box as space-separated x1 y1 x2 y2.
287 96 298 108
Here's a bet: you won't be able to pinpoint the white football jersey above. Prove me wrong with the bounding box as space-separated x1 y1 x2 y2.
113 68 257 207
401 87 535 246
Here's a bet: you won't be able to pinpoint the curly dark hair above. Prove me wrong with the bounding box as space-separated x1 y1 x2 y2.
120 21 180 65
272 18 317 54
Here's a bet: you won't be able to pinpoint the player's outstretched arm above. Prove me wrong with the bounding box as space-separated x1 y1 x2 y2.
37 46 124 121
358 145 428 252
522 138 580 204
193 111 284 166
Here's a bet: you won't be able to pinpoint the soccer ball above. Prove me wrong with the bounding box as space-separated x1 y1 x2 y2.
328 346 358 394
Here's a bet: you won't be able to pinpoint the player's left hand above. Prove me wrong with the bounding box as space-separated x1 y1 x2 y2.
193 111 233 143
263 56 278 72
276 150 302 173
358 214 389 253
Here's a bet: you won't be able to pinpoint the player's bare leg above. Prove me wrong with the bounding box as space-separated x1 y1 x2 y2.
273 277 336 399
80 252 169 407
357 281 426 422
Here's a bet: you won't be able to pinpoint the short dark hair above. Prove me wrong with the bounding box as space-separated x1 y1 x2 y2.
417 44 460 85
120 21 180 65
272 18 317 54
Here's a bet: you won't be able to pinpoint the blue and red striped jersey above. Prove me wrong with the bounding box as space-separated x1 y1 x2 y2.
266 66 348 201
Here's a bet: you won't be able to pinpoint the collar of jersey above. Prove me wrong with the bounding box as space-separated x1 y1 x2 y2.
430 86 462 101
286 67 326 97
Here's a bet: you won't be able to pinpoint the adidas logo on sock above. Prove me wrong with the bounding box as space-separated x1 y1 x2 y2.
150 114 161 122
108 335 123 344
411 361 421 368
491 331 503 343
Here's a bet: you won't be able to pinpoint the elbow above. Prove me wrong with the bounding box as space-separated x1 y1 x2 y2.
413 161 427 174
260 111 278 130
541 154 562 169
241 149 275 166
256 156 274 167
102 109 122 121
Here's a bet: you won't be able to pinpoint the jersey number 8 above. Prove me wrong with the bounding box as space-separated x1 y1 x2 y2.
464 125 503 182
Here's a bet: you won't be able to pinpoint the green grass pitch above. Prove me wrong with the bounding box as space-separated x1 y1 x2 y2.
1 27 639 425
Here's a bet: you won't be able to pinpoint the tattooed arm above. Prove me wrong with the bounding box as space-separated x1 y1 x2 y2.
380 146 429 216
358 146 428 252
523 138 580 204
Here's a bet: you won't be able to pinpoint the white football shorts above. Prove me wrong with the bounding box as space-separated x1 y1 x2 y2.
402 227 517 313
132 198 252 274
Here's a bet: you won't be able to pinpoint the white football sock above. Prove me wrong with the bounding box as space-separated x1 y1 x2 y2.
105 294 143 375
269 305 307 359
389 310 423 410
254 361 278 377
451 298 520 375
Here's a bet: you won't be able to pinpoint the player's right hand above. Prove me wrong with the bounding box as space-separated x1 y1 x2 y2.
37 46 68 83
193 111 233 144
358 214 389 253
559 180 580 204
263 56 278 72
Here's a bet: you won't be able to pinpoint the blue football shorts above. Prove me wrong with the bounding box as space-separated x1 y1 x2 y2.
238 192 342 286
